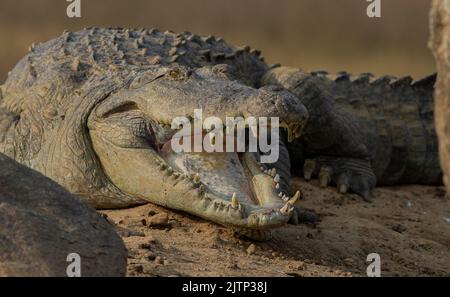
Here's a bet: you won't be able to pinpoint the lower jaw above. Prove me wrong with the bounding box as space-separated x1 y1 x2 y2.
154 151 293 230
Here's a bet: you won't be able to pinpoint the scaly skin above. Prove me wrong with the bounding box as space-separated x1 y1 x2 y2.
263 66 441 200
0 28 308 239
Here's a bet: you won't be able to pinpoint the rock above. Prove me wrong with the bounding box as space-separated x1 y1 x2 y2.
430 0 450 192
246 244 256 255
147 253 156 261
132 264 144 274
0 153 127 276
147 210 157 216
392 224 407 233
295 261 307 270
154 256 164 265
148 212 170 228
116 227 146 237
344 258 355 266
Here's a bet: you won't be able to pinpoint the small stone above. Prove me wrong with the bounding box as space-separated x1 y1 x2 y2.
154 256 164 265
132 265 144 273
246 244 256 255
392 224 407 233
296 261 307 270
148 212 170 228
117 227 145 238
344 258 354 266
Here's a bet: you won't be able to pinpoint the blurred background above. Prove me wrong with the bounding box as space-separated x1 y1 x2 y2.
0 0 434 83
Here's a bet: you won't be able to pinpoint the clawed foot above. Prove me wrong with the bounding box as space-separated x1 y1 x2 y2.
302 157 376 201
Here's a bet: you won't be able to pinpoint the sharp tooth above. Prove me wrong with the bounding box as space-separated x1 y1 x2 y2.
274 174 280 183
270 168 277 177
294 125 302 138
275 183 280 189
231 193 239 208
289 190 301 205
193 174 200 184
288 205 295 214
159 163 167 170
287 128 294 142
260 166 265 171
198 185 205 195
280 203 290 214
278 192 283 197
167 167 173 175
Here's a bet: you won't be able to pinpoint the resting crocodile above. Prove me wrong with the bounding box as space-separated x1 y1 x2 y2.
0 28 441 239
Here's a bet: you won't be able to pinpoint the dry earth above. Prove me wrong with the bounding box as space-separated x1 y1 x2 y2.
102 177 450 277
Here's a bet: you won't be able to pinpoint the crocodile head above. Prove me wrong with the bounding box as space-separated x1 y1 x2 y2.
88 65 308 237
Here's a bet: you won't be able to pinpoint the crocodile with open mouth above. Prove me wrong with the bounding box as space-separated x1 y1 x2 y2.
0 28 441 239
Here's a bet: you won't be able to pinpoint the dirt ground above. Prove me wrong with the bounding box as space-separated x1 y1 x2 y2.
102 177 450 277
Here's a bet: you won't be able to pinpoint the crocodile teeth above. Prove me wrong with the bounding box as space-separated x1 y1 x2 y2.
293 125 302 138
167 167 173 175
231 193 239 208
275 183 280 189
274 174 280 183
198 185 205 195
287 128 294 142
278 192 283 197
159 163 167 170
193 174 200 184
280 203 294 215
270 168 277 177
289 190 301 205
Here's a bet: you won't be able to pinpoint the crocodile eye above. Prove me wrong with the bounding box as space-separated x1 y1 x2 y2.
146 120 176 150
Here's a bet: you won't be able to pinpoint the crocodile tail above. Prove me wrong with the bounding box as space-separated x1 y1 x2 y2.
262 66 442 186
323 71 441 185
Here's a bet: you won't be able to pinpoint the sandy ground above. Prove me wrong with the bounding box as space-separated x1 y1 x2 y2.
102 178 450 277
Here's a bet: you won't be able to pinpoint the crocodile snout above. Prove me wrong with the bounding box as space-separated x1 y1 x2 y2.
242 85 309 142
